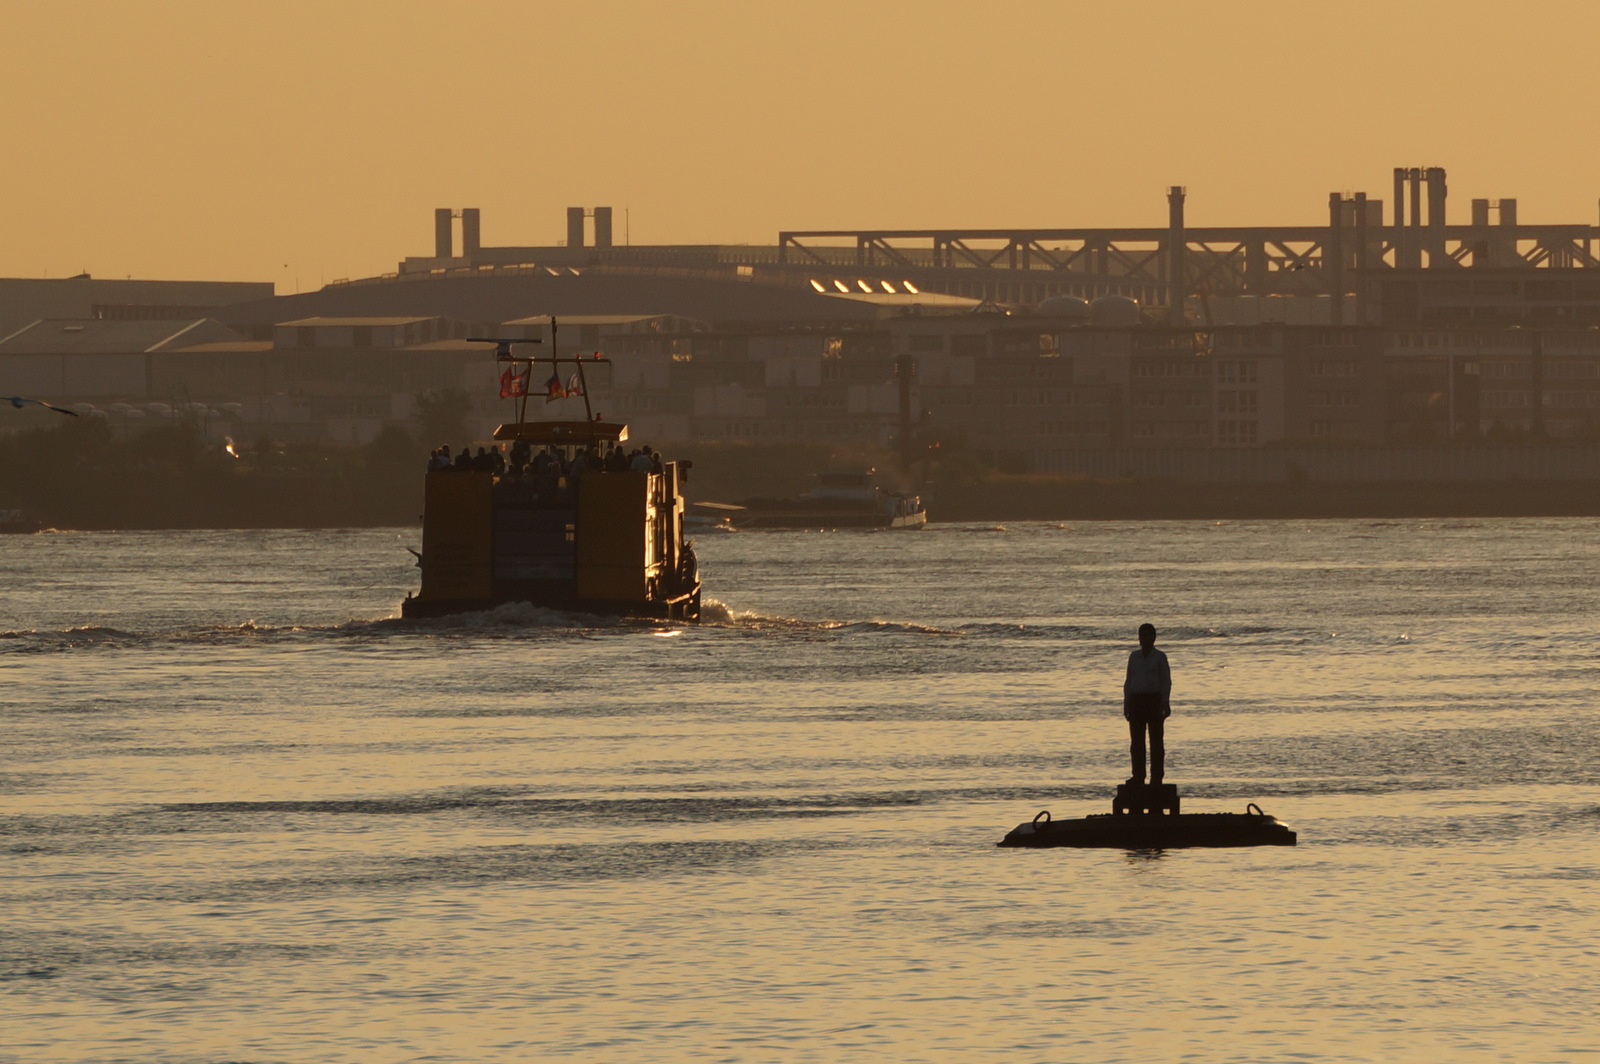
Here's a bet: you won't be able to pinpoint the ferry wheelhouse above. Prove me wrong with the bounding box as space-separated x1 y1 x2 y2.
401 330 701 621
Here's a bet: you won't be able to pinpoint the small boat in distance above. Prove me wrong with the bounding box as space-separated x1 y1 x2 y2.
0 508 40 534
719 470 926 530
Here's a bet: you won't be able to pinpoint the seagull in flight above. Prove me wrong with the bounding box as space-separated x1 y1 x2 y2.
4 396 79 416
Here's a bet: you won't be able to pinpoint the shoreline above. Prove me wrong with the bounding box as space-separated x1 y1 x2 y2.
12 480 1600 531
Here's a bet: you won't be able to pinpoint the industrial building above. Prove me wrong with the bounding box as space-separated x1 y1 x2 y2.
5 167 1600 473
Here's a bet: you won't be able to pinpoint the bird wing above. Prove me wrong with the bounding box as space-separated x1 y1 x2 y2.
2 396 79 416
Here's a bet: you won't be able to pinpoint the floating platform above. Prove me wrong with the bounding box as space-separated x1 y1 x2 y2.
998 783 1296 849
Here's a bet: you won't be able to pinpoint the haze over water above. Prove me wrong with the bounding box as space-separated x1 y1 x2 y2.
3 520 1599 1062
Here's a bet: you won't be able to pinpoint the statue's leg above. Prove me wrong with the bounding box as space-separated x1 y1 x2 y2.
1128 717 1146 782
1149 715 1165 783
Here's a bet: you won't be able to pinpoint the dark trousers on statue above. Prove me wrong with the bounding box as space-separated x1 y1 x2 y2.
1126 693 1166 783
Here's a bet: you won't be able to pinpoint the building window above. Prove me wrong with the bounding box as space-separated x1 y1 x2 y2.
1310 420 1331 437
1481 390 1532 409
1217 360 1258 384
1218 420 1258 445
1217 390 1256 414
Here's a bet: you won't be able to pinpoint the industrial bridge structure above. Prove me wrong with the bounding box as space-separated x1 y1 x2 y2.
773 169 1600 315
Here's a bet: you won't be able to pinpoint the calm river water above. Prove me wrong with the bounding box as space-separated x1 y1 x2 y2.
3 520 1599 1063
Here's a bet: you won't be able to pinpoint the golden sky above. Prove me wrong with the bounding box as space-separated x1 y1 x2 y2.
3 0 1598 291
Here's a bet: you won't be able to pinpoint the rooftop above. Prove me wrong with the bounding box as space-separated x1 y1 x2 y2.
0 318 243 354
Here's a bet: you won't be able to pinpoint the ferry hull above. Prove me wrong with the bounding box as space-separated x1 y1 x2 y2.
400 586 700 621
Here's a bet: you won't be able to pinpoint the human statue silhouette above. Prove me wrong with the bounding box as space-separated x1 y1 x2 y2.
1123 623 1171 785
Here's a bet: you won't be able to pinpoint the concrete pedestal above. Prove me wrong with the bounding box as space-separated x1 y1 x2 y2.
1114 782 1180 815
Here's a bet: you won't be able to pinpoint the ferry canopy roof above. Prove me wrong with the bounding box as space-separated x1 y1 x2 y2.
493 420 629 445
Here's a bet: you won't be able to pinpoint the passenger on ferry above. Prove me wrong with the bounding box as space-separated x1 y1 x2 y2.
427 446 452 471
453 446 473 471
630 446 655 472
569 445 601 478
605 444 630 472
510 439 531 469
489 446 506 474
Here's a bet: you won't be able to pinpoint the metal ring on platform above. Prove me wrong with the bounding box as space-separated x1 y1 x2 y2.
1032 809 1052 829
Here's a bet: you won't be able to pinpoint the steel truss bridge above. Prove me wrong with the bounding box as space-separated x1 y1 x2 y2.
774 224 1600 305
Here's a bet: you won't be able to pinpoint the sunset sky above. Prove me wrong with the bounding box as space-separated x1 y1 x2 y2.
4 0 1598 291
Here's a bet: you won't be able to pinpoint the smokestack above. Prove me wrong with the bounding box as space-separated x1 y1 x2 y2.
1328 193 1344 326
594 206 613 250
1392 168 1407 268
434 208 453 259
566 207 586 249
1494 199 1519 268
1167 185 1186 322
461 208 480 258
1407 169 1424 271
1425 167 1447 267
1353 191 1369 324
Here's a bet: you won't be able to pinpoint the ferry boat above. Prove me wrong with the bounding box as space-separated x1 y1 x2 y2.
727 470 926 529
401 331 701 621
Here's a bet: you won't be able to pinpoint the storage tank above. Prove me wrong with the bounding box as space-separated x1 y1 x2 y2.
1089 294 1140 327
1035 295 1091 320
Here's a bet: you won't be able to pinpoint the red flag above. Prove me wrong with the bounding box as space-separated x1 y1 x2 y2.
498 366 529 399
544 371 565 402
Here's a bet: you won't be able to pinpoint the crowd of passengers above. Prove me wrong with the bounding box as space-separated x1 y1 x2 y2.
426 441 666 477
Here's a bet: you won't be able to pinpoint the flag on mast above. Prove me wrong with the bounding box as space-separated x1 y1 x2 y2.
498 366 529 399
544 370 565 402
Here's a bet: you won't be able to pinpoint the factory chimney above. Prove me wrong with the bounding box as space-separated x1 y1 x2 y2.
434 208 453 259
1425 168 1448 267
1328 192 1344 326
1167 186 1186 322
461 208 481 259
594 206 614 250
566 207 586 249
